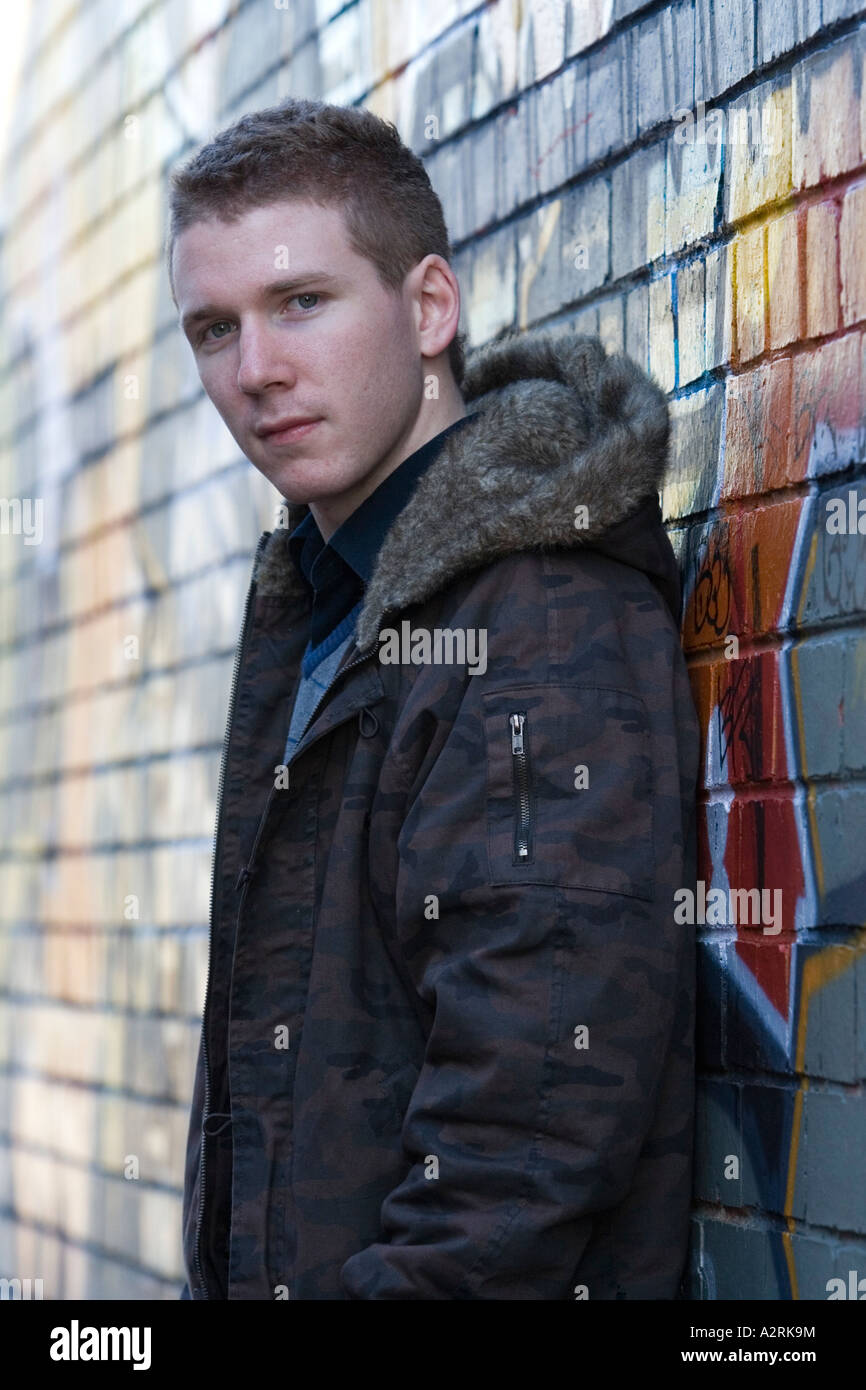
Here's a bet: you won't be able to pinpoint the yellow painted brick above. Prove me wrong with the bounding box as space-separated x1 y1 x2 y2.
767 209 801 348
805 204 839 343
735 224 766 362
725 80 792 222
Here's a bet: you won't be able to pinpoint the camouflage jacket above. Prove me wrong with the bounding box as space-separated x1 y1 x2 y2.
180 329 701 1300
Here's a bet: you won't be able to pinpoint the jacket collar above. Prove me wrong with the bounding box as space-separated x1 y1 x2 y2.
253 329 671 651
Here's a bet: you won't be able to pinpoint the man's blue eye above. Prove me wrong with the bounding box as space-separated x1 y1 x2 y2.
200 294 319 343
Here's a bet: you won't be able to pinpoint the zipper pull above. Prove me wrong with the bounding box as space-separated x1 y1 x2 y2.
509 713 525 755
235 864 255 892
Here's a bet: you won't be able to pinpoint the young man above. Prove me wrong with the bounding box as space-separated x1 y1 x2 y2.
169 98 700 1301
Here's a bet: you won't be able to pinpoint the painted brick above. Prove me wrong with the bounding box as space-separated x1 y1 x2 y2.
758 0 823 63
559 60 590 174
805 200 840 338
624 282 648 371
221 2 286 112
667 1 697 115
695 0 755 104
610 143 666 280
319 5 372 105
734 223 766 363
732 499 804 633
840 179 866 326
516 200 570 324
800 1090 866 1232
739 1081 794 1214
517 0 567 85
724 78 792 223
799 488 866 622
662 383 724 521
490 62 587 196
634 13 671 136
586 39 628 163
431 140 469 242
800 940 862 1084
527 70 571 199
597 295 624 356
694 1079 742 1205
795 1235 866 1301
695 938 725 1068
705 241 734 369
766 209 801 349
809 788 866 924
691 1218 786 1298
842 631 866 773
457 226 517 344
497 99 534 219
725 358 795 495
666 124 723 253
648 272 676 392
612 0 655 20
709 652 790 783
565 0 614 58
473 0 521 117
677 257 706 385
792 33 865 190
727 939 796 1068
558 176 611 302
570 302 600 338
791 334 862 479
823 0 866 25
790 636 846 777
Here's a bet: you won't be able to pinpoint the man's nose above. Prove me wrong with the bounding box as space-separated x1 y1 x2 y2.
236 323 296 394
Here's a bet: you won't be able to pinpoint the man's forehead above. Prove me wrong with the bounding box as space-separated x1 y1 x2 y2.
172 199 356 308
175 198 347 257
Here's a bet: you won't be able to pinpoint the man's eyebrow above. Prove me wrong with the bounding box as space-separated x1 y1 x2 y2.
180 273 342 332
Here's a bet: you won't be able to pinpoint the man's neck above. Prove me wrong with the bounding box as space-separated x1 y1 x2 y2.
310 386 467 543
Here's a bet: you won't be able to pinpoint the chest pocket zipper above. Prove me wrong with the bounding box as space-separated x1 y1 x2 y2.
509 712 532 863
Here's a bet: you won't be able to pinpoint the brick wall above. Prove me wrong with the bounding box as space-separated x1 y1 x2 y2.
0 0 863 1299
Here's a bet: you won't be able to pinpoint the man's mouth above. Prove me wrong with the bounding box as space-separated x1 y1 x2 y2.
256 417 322 444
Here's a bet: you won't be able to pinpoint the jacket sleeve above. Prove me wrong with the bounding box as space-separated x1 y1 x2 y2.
339 631 696 1299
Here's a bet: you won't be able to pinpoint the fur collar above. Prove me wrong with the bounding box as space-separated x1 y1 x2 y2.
253 329 670 651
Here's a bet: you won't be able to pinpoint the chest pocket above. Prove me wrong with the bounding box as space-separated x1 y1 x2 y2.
482 683 655 901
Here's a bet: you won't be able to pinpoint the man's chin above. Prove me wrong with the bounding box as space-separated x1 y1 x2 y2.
247 455 326 497
269 475 348 504
245 445 380 514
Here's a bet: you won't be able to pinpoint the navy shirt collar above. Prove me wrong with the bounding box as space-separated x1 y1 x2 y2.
286 413 473 650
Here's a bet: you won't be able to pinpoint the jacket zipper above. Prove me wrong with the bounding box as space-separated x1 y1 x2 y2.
193 532 269 1300
195 598 376 1296
509 712 532 862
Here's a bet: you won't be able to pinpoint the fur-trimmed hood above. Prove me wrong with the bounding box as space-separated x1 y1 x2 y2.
253 329 679 647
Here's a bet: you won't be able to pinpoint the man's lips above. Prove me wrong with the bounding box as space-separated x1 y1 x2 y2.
256 417 322 442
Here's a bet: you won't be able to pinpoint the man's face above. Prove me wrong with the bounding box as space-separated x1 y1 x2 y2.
173 199 432 526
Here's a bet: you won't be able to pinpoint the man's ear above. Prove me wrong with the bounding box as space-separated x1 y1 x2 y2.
410 254 461 362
